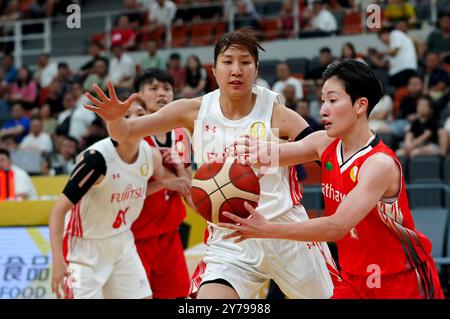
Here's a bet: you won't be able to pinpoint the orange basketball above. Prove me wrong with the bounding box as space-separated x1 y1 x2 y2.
191 162 260 224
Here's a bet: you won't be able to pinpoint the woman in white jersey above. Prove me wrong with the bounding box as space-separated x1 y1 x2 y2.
84 28 333 299
49 98 191 299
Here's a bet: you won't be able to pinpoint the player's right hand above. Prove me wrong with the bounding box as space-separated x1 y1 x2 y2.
84 81 138 122
163 176 191 197
51 258 68 299
235 134 280 168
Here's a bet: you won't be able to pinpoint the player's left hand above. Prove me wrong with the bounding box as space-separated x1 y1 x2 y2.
219 202 273 243
84 81 138 122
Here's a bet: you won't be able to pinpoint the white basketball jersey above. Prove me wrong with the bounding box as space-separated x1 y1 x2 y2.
64 138 154 239
192 85 302 220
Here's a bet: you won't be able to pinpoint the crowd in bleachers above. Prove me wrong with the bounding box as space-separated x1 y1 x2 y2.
0 0 449 184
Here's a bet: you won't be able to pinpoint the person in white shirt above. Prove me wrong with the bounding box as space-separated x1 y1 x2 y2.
109 44 136 89
34 54 58 88
300 0 337 37
20 117 53 154
272 62 303 100
148 0 176 27
378 26 418 88
0 148 37 200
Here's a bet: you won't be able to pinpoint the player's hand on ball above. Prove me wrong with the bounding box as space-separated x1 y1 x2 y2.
84 81 138 122
235 134 279 168
163 176 191 197
219 202 272 243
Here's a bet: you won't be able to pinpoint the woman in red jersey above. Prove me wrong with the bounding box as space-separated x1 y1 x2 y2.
221 59 444 299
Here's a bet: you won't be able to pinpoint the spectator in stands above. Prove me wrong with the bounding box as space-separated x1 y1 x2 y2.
67 85 96 143
141 40 165 70
34 53 58 88
109 44 136 90
305 47 334 86
340 42 366 64
278 0 302 39
0 147 38 200
234 0 259 30
77 43 109 83
378 26 418 89
55 92 77 137
384 0 416 27
368 94 394 133
146 0 177 29
300 0 337 38
40 154 55 176
167 52 186 98
83 59 109 92
111 15 137 50
19 116 53 154
396 95 442 158
0 0 21 24
182 55 207 98
40 78 64 115
442 116 450 156
281 84 297 110
422 52 450 114
390 75 423 137
272 62 303 100
9 66 37 111
223 0 258 21
55 62 73 97
0 103 30 142
2 53 17 84
426 13 450 64
123 0 144 28
81 117 108 149
41 103 57 135
296 98 322 131
0 135 18 151
49 135 77 175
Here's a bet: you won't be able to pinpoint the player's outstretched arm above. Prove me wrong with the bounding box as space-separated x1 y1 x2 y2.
84 81 198 142
220 153 398 243
237 130 330 168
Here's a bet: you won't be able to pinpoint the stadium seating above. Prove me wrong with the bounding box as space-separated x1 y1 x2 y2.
409 155 442 183
444 156 450 183
285 57 309 77
412 208 448 259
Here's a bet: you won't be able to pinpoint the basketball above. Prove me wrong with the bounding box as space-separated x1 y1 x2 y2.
191 162 260 224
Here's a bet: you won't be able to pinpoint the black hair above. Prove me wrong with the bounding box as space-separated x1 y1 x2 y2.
0 148 10 159
133 68 175 92
169 53 181 60
320 47 331 54
213 27 265 66
322 60 383 116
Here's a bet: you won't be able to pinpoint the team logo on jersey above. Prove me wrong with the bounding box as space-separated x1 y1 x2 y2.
350 166 358 183
325 161 333 171
250 121 266 138
140 164 149 176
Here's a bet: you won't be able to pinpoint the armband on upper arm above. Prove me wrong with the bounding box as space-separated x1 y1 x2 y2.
62 149 107 205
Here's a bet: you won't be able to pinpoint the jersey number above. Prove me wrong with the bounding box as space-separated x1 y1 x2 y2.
113 207 129 229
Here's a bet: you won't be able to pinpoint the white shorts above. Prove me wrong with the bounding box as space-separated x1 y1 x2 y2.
64 231 152 299
192 205 334 299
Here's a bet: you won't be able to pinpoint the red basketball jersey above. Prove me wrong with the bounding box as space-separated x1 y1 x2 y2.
131 130 188 239
321 135 435 286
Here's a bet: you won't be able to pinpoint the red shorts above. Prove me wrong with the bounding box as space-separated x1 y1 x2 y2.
135 230 190 299
332 257 444 299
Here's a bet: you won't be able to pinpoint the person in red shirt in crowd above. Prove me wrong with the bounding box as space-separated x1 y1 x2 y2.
131 68 192 299
111 15 137 50
221 60 444 299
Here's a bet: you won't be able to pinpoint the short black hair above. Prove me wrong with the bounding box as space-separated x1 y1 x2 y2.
169 53 181 60
320 47 331 54
134 68 175 92
378 26 393 37
58 62 69 69
0 148 10 159
322 60 383 116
